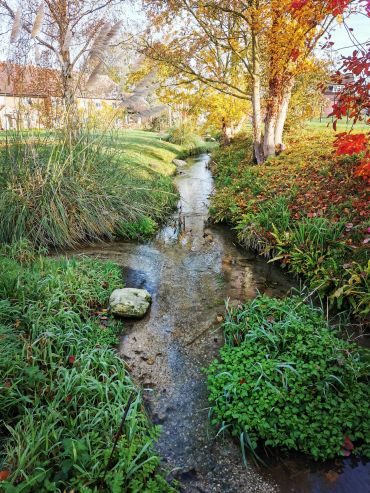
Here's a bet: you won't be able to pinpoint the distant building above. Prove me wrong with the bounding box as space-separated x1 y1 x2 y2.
0 62 124 130
321 73 355 118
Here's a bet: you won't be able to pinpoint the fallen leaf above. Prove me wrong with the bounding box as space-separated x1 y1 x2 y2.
325 470 339 482
0 470 10 481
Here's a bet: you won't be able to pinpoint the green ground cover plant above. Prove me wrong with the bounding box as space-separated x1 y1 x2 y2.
206 295 370 463
0 241 175 492
210 128 369 318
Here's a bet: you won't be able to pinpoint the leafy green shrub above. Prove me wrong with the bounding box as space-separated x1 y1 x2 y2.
236 197 291 252
206 295 370 462
0 246 175 492
0 131 175 248
331 260 370 317
118 217 157 240
165 124 211 156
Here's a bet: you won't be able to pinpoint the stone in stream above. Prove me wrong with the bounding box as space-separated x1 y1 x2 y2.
172 158 187 167
109 288 152 318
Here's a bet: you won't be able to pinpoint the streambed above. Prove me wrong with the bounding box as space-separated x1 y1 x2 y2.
71 154 369 492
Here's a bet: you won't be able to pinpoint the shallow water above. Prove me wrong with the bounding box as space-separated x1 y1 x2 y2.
70 154 370 493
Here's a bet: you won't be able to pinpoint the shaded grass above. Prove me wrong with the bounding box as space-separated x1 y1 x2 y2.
0 240 176 492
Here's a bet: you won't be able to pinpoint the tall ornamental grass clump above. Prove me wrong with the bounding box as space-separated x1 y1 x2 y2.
206 295 370 463
0 241 175 492
0 131 176 248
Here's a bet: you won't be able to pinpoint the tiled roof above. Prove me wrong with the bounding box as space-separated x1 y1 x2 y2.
0 62 119 99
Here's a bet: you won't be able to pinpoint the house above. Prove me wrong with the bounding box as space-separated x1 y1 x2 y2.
321 73 355 117
0 62 124 130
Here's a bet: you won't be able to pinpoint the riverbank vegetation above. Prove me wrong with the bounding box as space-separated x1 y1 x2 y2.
207 294 370 463
0 129 197 248
0 0 369 487
210 127 369 319
0 241 176 492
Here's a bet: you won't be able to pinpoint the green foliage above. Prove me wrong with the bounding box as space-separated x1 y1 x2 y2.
165 124 212 156
0 243 175 492
206 295 370 462
235 197 291 252
332 260 370 317
118 217 157 240
0 130 177 248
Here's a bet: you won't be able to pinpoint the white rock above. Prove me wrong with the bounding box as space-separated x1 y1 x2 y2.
109 288 152 318
172 159 187 167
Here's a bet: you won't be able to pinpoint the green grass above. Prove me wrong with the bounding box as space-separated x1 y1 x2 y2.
163 126 218 157
305 118 369 131
0 241 176 492
104 130 183 176
206 294 370 463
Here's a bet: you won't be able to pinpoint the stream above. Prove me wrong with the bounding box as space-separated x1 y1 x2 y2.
71 154 370 493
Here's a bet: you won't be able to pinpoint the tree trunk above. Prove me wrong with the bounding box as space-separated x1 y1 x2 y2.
251 34 263 164
233 115 246 135
61 48 78 143
275 78 294 149
263 111 277 158
263 76 281 159
221 118 231 146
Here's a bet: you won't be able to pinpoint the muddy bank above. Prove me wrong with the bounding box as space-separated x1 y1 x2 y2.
70 154 370 493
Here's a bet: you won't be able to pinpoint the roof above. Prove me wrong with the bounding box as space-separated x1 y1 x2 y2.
0 62 119 100
0 62 61 98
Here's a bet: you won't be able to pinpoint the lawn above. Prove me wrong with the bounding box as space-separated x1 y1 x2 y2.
210 127 369 318
102 130 182 176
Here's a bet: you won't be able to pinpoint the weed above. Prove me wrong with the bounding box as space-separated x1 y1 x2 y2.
210 129 369 318
0 130 177 248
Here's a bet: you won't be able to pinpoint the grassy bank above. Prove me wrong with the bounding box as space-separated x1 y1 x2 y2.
0 129 205 248
0 241 176 492
206 295 370 463
210 128 369 319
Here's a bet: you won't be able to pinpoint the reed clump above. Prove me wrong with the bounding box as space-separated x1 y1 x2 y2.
0 129 176 248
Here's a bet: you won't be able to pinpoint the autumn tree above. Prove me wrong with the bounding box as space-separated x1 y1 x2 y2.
143 0 364 162
151 61 250 142
331 44 370 182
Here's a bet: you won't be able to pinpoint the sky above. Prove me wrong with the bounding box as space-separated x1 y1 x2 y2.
330 12 370 56
0 4 369 62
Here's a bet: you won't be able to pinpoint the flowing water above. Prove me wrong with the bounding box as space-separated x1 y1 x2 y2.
70 154 370 493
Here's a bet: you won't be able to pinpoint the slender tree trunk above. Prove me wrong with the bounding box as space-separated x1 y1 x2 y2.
221 118 230 146
263 111 277 158
251 33 263 164
263 77 280 159
275 78 294 149
234 115 246 135
61 57 78 143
